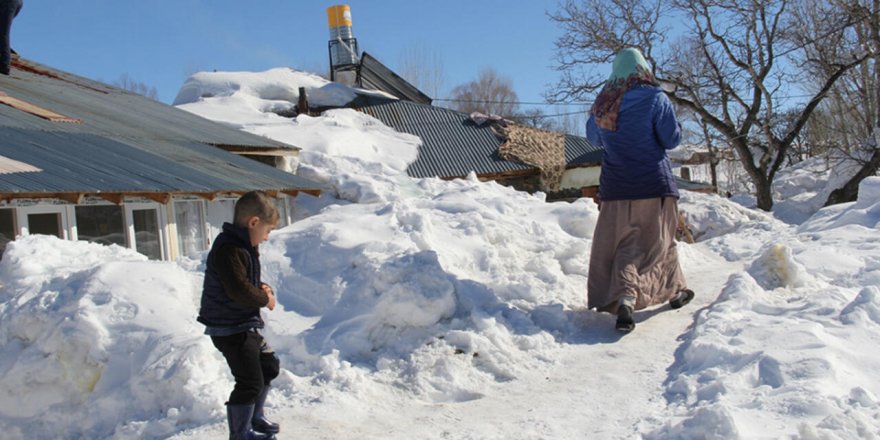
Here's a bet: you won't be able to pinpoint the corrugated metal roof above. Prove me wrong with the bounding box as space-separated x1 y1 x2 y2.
357 100 603 179
357 52 433 105
2 58 294 150
0 58 321 198
0 128 319 195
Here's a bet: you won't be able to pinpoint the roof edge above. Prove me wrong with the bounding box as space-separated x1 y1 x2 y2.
0 188 321 204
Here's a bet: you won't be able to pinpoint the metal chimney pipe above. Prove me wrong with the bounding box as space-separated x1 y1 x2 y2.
327 5 359 83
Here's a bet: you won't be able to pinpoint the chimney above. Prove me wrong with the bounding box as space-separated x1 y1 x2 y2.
327 5 359 85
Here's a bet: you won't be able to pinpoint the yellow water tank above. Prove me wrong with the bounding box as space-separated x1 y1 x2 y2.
327 4 358 69
327 5 353 30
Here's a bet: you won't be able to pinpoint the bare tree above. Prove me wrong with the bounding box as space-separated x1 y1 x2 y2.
549 0 872 211
398 43 446 99
790 0 880 206
112 73 159 100
448 68 520 118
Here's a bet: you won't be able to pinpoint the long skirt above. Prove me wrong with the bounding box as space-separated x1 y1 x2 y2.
587 197 686 313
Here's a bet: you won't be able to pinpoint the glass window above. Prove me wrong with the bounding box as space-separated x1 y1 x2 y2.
132 208 162 260
275 197 289 228
28 213 62 237
75 205 125 246
0 208 15 259
206 199 236 243
174 201 206 257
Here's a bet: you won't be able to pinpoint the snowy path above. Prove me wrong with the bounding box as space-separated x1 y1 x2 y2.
382 243 742 439
172 242 742 440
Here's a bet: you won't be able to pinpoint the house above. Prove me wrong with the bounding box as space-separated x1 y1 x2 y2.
668 143 724 193
321 5 706 200
354 99 603 200
322 7 602 199
0 57 322 260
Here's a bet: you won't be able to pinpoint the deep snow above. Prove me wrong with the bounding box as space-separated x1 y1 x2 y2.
0 68 878 439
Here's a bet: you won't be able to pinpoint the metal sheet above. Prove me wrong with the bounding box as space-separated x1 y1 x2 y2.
358 100 602 179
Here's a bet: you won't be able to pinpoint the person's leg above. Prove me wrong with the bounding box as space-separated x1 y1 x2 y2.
0 0 22 74
252 337 281 434
212 331 274 439
212 331 264 405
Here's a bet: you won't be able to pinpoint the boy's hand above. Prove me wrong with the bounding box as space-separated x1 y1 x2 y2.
262 284 276 311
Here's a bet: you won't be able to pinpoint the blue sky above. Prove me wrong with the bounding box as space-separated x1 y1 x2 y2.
13 0 580 117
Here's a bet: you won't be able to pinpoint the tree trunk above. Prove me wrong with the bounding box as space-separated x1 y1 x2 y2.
709 159 719 192
825 138 880 205
755 175 774 211
824 0 880 207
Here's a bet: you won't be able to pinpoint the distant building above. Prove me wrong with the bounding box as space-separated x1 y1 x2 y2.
0 57 321 260
355 99 603 199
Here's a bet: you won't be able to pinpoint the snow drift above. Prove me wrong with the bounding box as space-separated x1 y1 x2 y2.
1 67 878 439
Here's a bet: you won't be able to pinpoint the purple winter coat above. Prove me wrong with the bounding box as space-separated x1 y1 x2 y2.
586 84 681 201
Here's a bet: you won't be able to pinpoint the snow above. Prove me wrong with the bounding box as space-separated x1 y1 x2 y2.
1 69 879 439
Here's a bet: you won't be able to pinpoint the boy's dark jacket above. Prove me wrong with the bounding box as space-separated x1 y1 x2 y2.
198 222 268 332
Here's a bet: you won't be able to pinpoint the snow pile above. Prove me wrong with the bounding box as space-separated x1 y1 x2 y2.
771 150 864 224
261 175 595 399
0 236 224 439
798 176 880 233
172 68 358 112
0 179 596 439
175 69 421 206
2 65 880 439
679 191 778 241
655 180 880 439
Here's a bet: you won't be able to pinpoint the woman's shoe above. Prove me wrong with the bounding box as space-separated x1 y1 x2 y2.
615 305 635 333
670 289 695 309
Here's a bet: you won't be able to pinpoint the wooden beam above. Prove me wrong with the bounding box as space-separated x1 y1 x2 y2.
0 92 82 123
197 192 219 201
99 193 125 205
57 193 84 204
209 144 300 156
141 193 172 204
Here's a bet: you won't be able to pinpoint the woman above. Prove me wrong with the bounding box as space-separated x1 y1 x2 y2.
585 48 694 333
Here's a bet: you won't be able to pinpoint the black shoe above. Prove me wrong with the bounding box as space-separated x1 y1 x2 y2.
670 289 695 309
615 305 635 333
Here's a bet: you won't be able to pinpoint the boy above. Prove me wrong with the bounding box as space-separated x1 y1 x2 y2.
198 191 281 440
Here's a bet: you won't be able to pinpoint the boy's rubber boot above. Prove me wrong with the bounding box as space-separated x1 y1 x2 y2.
252 386 280 434
227 404 276 440
615 305 635 333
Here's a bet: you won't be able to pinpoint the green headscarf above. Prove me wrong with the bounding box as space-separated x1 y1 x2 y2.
590 48 657 131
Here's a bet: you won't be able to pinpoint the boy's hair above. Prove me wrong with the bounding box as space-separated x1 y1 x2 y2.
233 191 280 226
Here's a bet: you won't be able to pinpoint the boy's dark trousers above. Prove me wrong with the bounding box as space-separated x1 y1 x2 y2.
211 329 280 404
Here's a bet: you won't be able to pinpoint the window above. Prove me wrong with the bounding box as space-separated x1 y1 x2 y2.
132 208 162 260
28 213 62 237
75 205 125 246
275 196 290 228
205 199 236 243
174 200 206 257
17 205 70 240
0 208 14 259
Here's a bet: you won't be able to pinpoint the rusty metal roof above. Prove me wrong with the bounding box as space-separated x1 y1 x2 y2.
0 58 321 200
